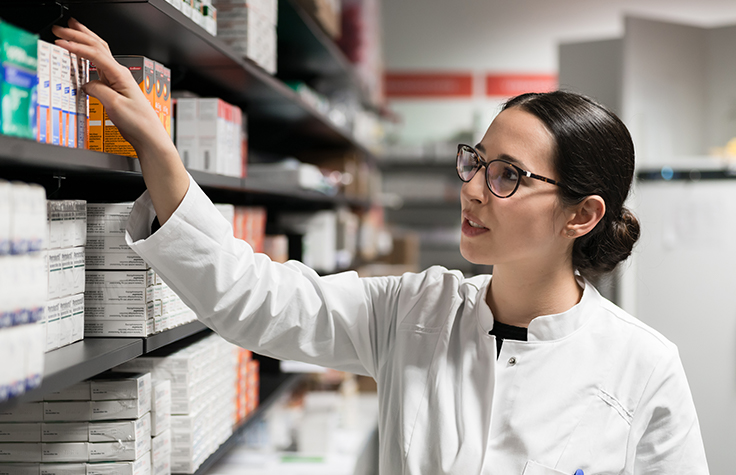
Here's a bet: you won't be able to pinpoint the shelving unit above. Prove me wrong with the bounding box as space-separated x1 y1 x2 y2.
0 0 378 470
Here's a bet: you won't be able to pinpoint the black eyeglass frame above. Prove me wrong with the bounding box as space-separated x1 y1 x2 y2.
456 143 567 198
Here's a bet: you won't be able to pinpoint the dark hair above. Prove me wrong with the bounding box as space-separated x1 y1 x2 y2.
502 91 640 279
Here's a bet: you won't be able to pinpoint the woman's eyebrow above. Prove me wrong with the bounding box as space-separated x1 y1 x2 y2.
498 153 528 170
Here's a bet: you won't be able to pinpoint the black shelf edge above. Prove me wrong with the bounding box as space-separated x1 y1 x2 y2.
0 136 141 175
0 338 143 409
0 136 373 208
142 320 210 353
191 372 306 475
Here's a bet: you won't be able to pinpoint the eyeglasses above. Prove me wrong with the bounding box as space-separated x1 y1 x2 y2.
456 143 566 198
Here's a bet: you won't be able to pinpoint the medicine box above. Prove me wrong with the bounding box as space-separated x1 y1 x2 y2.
88 413 150 444
43 382 91 401
0 20 38 140
44 299 60 352
0 463 86 475
0 442 89 463
85 272 147 305
103 57 155 158
59 49 70 147
150 429 170 475
91 398 151 421
86 451 151 475
88 65 102 152
37 40 51 144
50 45 62 146
0 403 44 423
88 436 150 462
0 423 42 442
0 444 42 462
66 52 78 149
84 319 151 338
41 422 89 442
90 373 150 402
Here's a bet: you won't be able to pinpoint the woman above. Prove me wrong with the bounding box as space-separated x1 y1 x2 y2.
54 19 709 475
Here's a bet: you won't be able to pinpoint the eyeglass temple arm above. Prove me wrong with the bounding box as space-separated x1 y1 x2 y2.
522 170 565 188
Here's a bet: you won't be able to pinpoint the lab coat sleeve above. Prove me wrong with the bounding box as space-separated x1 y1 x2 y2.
632 348 709 474
125 174 401 378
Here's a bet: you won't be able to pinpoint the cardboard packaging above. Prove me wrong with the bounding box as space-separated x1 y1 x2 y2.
0 20 38 140
103 57 155 157
88 413 150 444
0 464 85 475
90 373 150 402
41 422 89 443
0 423 42 443
44 382 91 401
86 451 150 475
36 40 51 143
87 64 102 152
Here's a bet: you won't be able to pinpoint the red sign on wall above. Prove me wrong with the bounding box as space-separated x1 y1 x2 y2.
485 74 557 97
385 73 474 98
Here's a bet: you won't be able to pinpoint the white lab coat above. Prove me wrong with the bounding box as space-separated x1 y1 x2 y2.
126 175 709 475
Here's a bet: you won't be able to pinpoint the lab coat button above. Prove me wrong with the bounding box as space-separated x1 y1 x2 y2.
508 357 517 366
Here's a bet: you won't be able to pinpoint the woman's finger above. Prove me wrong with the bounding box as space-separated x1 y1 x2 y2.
51 24 101 49
53 39 129 87
67 18 108 47
82 79 120 107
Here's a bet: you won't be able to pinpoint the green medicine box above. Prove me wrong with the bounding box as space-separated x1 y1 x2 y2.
0 20 38 139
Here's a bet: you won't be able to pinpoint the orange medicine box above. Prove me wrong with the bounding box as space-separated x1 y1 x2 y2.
87 64 103 152
103 56 155 157
153 62 171 138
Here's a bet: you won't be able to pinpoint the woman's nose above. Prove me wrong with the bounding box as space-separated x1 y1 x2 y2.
461 168 489 204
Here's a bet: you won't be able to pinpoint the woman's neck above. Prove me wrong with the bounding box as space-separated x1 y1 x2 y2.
486 263 583 328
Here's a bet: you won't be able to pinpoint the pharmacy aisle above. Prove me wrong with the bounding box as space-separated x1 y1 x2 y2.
0 0 387 473
202 375 378 475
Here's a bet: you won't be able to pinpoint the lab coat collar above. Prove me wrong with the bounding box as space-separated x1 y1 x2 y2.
474 275 600 342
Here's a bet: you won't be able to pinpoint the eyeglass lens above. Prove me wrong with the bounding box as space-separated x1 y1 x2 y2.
456 146 520 198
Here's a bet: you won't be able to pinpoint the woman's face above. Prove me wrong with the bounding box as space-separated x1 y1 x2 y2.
459 107 571 268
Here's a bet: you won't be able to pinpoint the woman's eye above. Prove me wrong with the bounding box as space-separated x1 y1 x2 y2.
501 166 518 182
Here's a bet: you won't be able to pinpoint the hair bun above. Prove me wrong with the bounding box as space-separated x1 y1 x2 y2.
577 207 640 277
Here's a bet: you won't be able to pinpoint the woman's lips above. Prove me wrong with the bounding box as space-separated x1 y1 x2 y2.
461 217 489 236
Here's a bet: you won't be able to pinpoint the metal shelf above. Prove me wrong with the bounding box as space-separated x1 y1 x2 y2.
0 136 371 208
0 338 143 409
142 320 210 353
51 0 370 157
192 372 306 475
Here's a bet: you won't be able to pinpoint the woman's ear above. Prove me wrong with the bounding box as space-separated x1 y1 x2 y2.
564 195 605 238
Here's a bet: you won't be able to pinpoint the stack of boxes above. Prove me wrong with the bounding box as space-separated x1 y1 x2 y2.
44 200 87 352
235 350 258 425
214 0 278 74
0 20 38 141
175 97 247 178
113 335 250 474
0 181 47 402
164 1 218 36
0 373 153 475
150 381 171 475
83 203 197 337
36 39 90 148
88 57 170 157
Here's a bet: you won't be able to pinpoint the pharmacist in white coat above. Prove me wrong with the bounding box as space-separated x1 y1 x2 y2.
56 20 709 475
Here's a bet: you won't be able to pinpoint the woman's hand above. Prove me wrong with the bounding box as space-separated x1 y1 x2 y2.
52 18 189 226
52 18 164 152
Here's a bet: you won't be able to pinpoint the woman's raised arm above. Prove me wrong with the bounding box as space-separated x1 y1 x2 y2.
52 18 189 225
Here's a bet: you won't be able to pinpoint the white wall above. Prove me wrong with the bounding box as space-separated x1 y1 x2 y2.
382 0 736 147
